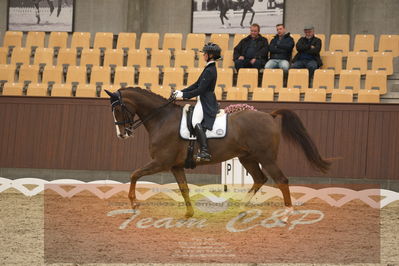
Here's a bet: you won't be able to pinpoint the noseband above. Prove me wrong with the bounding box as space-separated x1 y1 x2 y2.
110 90 175 134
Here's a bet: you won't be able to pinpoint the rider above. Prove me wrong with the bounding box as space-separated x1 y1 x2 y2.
173 42 221 161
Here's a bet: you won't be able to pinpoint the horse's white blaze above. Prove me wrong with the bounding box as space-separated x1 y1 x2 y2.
112 111 121 136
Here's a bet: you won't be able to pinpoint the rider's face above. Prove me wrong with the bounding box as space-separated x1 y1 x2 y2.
203 53 209 62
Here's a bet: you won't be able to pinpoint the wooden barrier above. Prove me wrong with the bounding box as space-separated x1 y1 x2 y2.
0 96 398 180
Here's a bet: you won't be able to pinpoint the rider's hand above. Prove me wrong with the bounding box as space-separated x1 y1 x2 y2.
173 90 183 98
250 58 256 64
238 56 244 60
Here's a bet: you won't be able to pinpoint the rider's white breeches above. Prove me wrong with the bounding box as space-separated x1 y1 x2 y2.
192 97 203 127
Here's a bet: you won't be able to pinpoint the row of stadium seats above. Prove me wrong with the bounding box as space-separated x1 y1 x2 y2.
2 31 399 57
321 51 393 75
0 81 381 103
0 47 394 75
0 65 387 95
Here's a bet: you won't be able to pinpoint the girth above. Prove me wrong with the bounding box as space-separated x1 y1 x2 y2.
184 105 196 169
186 105 196 138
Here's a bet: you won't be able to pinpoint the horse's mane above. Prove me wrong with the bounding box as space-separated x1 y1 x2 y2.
122 87 181 109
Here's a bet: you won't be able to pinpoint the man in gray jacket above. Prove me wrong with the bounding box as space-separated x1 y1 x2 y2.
291 25 323 77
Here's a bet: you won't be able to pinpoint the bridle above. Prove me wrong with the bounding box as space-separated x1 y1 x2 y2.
110 90 176 135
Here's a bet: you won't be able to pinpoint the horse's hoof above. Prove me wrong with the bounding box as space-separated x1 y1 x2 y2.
280 215 289 224
237 211 247 220
130 201 140 210
279 207 294 223
185 210 194 218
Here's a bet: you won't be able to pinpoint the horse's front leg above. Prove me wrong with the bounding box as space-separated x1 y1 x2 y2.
128 160 164 210
171 166 194 218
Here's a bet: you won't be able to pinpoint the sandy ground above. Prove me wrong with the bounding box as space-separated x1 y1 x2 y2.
0 186 398 266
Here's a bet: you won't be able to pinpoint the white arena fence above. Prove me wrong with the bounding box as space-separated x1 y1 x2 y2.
0 177 398 209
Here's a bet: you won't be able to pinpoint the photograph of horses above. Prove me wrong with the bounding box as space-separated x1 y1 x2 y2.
8 0 74 32
192 0 284 33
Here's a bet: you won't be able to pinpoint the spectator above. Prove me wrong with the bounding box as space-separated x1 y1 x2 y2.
265 23 294 73
233 23 269 70
291 25 322 77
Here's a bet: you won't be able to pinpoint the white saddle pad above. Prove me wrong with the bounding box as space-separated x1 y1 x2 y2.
180 104 227 140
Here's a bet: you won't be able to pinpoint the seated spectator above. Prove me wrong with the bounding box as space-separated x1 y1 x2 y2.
291 25 322 77
265 24 294 73
233 23 269 70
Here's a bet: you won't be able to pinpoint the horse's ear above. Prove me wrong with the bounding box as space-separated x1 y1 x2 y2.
104 90 115 98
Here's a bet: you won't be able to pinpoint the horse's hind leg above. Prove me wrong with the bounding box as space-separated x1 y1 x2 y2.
171 166 194 218
128 160 163 210
261 161 293 222
46 0 55 15
57 0 62 17
239 157 268 205
223 13 229 20
223 10 231 27
240 9 248 28
220 11 225 25
261 161 292 207
249 8 255 25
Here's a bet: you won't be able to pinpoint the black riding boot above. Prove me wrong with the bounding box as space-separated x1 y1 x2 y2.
194 123 211 161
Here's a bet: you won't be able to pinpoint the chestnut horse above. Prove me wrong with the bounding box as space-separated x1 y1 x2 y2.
105 87 330 219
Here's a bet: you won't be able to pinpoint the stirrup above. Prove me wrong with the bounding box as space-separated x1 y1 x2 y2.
196 151 211 162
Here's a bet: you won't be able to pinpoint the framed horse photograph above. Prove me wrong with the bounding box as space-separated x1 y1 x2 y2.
7 0 75 32
192 0 284 33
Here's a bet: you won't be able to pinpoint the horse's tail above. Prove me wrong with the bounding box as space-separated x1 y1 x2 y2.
271 109 331 173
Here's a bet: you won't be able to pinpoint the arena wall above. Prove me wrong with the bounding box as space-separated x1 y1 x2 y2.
1 96 399 183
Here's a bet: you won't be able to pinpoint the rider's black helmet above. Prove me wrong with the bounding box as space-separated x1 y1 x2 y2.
202 42 222 60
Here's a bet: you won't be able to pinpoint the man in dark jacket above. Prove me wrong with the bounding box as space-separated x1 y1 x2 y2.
291 25 323 77
265 24 294 73
233 23 269 70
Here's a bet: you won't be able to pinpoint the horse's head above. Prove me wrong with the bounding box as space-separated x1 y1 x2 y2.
105 89 135 139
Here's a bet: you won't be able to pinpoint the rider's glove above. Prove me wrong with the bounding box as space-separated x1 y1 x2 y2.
173 90 184 98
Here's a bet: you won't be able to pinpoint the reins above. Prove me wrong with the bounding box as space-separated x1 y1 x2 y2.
111 90 176 133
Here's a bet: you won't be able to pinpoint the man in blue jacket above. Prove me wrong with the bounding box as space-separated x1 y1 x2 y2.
265 24 294 74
